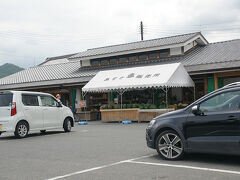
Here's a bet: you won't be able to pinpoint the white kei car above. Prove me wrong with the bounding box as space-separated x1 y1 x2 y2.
0 91 74 138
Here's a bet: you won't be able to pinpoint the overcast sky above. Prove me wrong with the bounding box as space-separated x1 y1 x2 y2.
0 0 240 68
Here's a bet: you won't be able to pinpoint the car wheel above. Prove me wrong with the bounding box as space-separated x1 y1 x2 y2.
63 118 71 132
0 132 2 136
156 130 184 160
40 130 46 134
15 121 29 138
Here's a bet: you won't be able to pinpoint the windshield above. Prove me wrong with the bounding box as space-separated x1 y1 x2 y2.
0 94 13 107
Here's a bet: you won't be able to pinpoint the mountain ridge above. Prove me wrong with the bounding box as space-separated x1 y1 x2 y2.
0 63 24 79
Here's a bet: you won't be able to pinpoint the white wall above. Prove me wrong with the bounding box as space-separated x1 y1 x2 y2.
193 40 197 47
170 47 182 56
184 42 194 52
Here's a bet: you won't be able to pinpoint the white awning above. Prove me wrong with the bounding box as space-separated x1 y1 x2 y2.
82 63 194 92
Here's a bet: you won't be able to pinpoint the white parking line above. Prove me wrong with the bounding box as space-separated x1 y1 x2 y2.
128 161 240 175
46 154 154 180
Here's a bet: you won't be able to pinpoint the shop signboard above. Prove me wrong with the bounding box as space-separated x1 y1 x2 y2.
79 100 86 108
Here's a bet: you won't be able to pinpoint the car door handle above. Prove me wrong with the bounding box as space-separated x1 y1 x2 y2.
25 107 29 110
227 115 238 120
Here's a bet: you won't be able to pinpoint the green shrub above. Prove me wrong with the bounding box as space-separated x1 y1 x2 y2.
122 104 127 109
108 104 113 109
103 103 161 109
158 105 165 109
138 104 144 109
126 104 132 108
100 105 106 109
113 104 121 109
143 104 148 109
149 104 157 109
132 104 138 108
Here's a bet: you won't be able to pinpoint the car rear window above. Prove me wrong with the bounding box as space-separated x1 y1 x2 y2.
0 94 13 107
22 94 39 106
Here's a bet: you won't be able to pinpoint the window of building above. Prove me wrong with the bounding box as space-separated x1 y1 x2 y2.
127 73 135 78
100 59 109 65
136 75 143 78
138 54 148 60
153 73 160 77
159 49 170 57
109 58 118 64
128 55 137 62
145 74 152 78
119 57 128 63
148 52 159 59
22 95 39 106
91 59 100 66
90 48 171 67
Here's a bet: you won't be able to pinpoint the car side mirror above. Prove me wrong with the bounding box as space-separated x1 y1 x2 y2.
192 105 200 115
57 102 62 107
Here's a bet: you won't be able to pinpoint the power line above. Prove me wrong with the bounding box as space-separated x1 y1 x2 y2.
145 21 240 28
0 29 139 40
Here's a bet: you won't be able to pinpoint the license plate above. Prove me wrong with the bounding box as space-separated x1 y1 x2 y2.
0 124 2 131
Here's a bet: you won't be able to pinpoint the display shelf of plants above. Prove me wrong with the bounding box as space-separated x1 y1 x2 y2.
89 93 108 108
100 102 188 110
100 104 167 110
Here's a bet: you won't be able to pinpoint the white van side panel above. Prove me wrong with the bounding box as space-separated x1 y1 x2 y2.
0 91 74 134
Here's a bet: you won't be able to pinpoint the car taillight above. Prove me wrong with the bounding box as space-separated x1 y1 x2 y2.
11 102 17 116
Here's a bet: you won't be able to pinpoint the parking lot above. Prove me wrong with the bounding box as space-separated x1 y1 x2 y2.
1 121 240 180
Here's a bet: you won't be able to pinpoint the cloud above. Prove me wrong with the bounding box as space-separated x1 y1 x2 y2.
0 0 240 67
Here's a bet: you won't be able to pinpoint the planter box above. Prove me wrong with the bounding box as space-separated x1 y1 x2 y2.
138 109 174 122
75 111 98 121
100 108 139 122
100 108 174 122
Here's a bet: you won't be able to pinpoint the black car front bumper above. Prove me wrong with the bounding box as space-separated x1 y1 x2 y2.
146 127 155 149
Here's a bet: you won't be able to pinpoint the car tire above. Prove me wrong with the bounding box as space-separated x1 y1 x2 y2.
0 132 2 136
40 130 46 134
155 130 184 160
15 121 29 138
63 118 71 132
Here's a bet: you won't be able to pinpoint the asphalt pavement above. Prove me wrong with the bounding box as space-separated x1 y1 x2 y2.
0 121 240 180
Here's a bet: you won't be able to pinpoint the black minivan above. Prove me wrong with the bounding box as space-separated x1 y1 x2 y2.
146 82 240 160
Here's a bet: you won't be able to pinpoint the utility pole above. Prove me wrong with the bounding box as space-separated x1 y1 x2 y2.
140 21 143 41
